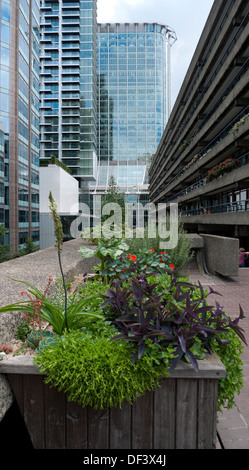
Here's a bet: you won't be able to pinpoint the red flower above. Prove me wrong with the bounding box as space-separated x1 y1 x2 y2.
120 257 123 261
151 248 155 252
127 254 131 259
170 264 175 269
161 252 165 255
131 255 137 261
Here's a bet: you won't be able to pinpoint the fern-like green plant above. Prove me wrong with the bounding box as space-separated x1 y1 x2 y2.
34 330 176 409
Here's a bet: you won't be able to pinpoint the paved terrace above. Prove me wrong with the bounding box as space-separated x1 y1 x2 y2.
188 263 249 449
1 240 248 449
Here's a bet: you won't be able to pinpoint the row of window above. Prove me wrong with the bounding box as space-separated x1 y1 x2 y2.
19 210 39 223
18 189 39 205
19 230 39 245
18 165 39 185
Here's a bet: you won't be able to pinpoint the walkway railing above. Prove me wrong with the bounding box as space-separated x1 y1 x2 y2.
166 151 249 203
181 199 249 217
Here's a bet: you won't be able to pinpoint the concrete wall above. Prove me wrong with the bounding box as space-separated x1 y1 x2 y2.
39 165 79 214
0 238 98 422
200 234 239 277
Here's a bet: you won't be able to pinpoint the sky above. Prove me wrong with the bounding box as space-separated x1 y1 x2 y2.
97 0 214 109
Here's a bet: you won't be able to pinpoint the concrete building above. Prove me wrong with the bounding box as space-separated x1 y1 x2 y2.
0 0 40 254
149 0 249 248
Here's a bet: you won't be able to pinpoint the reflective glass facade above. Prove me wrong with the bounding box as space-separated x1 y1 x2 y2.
40 0 98 181
90 23 175 199
40 11 176 208
0 0 40 253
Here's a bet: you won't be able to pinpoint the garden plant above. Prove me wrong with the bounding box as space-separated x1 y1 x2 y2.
0 194 247 413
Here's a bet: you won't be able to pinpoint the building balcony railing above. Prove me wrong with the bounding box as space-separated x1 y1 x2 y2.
150 9 249 185
166 151 249 203
181 200 249 217
151 106 249 201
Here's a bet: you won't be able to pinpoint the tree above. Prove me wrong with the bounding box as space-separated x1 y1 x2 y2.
21 236 38 255
102 176 126 226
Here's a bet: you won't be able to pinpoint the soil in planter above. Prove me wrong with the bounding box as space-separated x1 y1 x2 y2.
0 399 33 449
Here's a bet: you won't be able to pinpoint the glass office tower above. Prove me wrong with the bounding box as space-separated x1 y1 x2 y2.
0 0 40 254
90 22 176 204
40 0 98 187
40 11 176 213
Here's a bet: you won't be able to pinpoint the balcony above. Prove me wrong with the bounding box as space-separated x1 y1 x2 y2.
151 107 249 203
150 6 249 190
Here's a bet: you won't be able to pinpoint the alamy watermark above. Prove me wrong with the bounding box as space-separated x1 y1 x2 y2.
70 197 179 250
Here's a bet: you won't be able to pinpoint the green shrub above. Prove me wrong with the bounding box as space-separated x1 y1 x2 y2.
211 330 244 412
125 219 192 271
34 330 176 410
102 248 175 281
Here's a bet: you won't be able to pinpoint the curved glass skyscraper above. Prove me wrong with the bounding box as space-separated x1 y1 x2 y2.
90 22 176 204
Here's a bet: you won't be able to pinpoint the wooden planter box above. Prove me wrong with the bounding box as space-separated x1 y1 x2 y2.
0 354 226 450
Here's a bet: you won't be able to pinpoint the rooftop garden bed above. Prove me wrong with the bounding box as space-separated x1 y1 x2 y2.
0 192 246 449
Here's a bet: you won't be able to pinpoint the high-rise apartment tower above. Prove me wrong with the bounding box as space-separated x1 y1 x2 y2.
40 0 98 193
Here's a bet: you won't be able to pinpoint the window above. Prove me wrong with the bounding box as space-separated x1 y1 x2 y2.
31 230 39 242
0 92 9 112
31 172 39 185
31 211 39 222
0 46 9 66
0 68 9 89
19 232 28 245
31 192 39 205
18 210 29 223
1 2 10 23
18 188 29 204
18 120 29 142
18 98 29 121
1 23 10 44
18 164 29 183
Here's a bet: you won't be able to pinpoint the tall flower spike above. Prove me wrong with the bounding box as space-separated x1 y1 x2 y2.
48 191 68 330
48 191 64 252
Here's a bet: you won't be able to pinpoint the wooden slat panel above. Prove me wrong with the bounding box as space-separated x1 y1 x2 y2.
66 398 88 449
131 391 153 449
7 374 24 415
197 379 218 449
44 383 66 449
154 379 176 449
175 379 198 449
7 372 220 450
88 408 109 449
109 401 131 449
22 375 45 449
